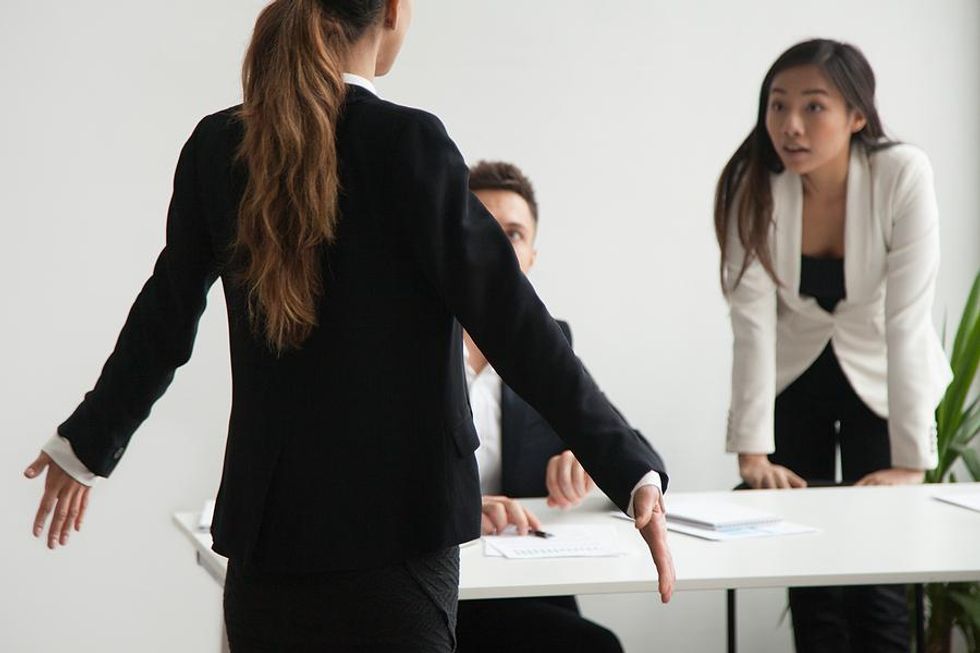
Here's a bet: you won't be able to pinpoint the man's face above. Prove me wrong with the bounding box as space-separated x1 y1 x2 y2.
473 189 537 274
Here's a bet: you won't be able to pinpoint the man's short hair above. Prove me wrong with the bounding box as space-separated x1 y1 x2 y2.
468 160 538 223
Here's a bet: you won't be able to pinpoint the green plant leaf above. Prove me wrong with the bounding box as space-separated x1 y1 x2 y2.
940 272 980 439
941 321 980 433
954 445 980 482
950 271 980 368
949 586 980 632
953 398 980 449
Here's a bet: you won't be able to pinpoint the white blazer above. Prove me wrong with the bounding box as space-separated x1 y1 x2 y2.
724 143 952 470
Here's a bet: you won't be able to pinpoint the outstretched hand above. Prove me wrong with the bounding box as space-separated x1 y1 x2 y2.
632 484 675 604
24 452 91 549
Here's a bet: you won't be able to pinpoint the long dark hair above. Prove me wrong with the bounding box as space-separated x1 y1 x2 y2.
236 0 385 353
713 39 891 291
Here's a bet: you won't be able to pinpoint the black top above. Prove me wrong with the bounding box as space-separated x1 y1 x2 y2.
57 85 667 571
800 255 845 313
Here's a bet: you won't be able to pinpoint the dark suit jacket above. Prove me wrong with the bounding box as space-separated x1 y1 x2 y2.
499 321 664 499
58 85 667 572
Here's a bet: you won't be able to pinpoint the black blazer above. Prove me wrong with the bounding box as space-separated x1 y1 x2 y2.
499 321 664 499
58 86 667 572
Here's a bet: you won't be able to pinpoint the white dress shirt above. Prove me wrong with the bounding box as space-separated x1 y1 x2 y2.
464 347 505 495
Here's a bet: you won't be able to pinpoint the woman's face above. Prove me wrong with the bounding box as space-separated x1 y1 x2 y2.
765 65 866 176
376 0 413 76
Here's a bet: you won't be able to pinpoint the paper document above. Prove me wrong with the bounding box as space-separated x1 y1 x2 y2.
934 491 980 514
667 520 818 541
607 510 817 540
665 495 781 530
483 525 624 559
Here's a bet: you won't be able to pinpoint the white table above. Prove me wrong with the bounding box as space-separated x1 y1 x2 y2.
174 483 980 652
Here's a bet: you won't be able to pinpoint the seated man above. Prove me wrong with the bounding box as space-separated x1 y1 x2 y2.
457 161 664 653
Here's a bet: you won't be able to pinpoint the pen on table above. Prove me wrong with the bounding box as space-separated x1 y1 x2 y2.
529 529 554 539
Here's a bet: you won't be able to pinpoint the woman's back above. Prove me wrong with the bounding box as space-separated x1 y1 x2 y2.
149 85 484 570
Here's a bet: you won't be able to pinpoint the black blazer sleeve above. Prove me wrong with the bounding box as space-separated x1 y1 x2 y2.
58 119 220 476
501 322 665 498
499 321 572 498
395 113 667 512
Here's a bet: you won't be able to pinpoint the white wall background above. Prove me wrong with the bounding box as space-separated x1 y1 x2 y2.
2 1 977 651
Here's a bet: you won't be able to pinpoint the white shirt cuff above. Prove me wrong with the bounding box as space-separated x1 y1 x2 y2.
42 433 98 487
625 470 663 518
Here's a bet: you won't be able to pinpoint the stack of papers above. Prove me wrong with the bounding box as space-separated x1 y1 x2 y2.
667 497 780 530
664 496 817 540
483 525 625 559
609 495 819 541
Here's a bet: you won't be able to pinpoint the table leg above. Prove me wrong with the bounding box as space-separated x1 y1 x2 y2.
915 584 925 653
727 589 736 653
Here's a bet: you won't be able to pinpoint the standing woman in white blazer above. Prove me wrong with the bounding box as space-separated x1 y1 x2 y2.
715 39 952 653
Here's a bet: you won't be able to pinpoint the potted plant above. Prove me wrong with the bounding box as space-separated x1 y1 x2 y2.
924 270 980 653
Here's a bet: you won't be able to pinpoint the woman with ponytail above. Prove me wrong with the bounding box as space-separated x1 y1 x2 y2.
24 1 675 649
716 39 951 652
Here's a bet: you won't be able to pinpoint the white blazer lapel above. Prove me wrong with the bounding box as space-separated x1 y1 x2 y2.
771 170 802 297
843 144 879 303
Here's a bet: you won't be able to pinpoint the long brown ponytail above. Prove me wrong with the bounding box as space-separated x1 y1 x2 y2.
236 0 383 353
714 39 892 293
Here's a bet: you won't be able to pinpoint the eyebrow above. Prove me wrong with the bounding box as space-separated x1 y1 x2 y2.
770 87 830 96
503 221 530 232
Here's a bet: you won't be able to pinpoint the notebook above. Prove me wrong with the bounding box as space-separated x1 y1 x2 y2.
665 496 781 531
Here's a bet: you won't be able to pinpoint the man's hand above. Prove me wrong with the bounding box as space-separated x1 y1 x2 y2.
632 484 675 604
738 453 807 489
855 468 925 486
24 452 91 549
481 495 542 536
546 450 595 509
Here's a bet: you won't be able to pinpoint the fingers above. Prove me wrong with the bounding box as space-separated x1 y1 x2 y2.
753 465 805 489
75 487 90 531
31 460 90 547
545 456 561 507
640 503 676 604
632 485 660 531
67 488 86 535
502 498 530 535
557 452 576 504
571 460 588 500
481 499 509 534
523 506 542 532
772 469 791 489
24 451 51 479
33 483 59 539
481 513 495 535
47 485 72 548
787 470 808 488
481 497 542 535
547 451 589 508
